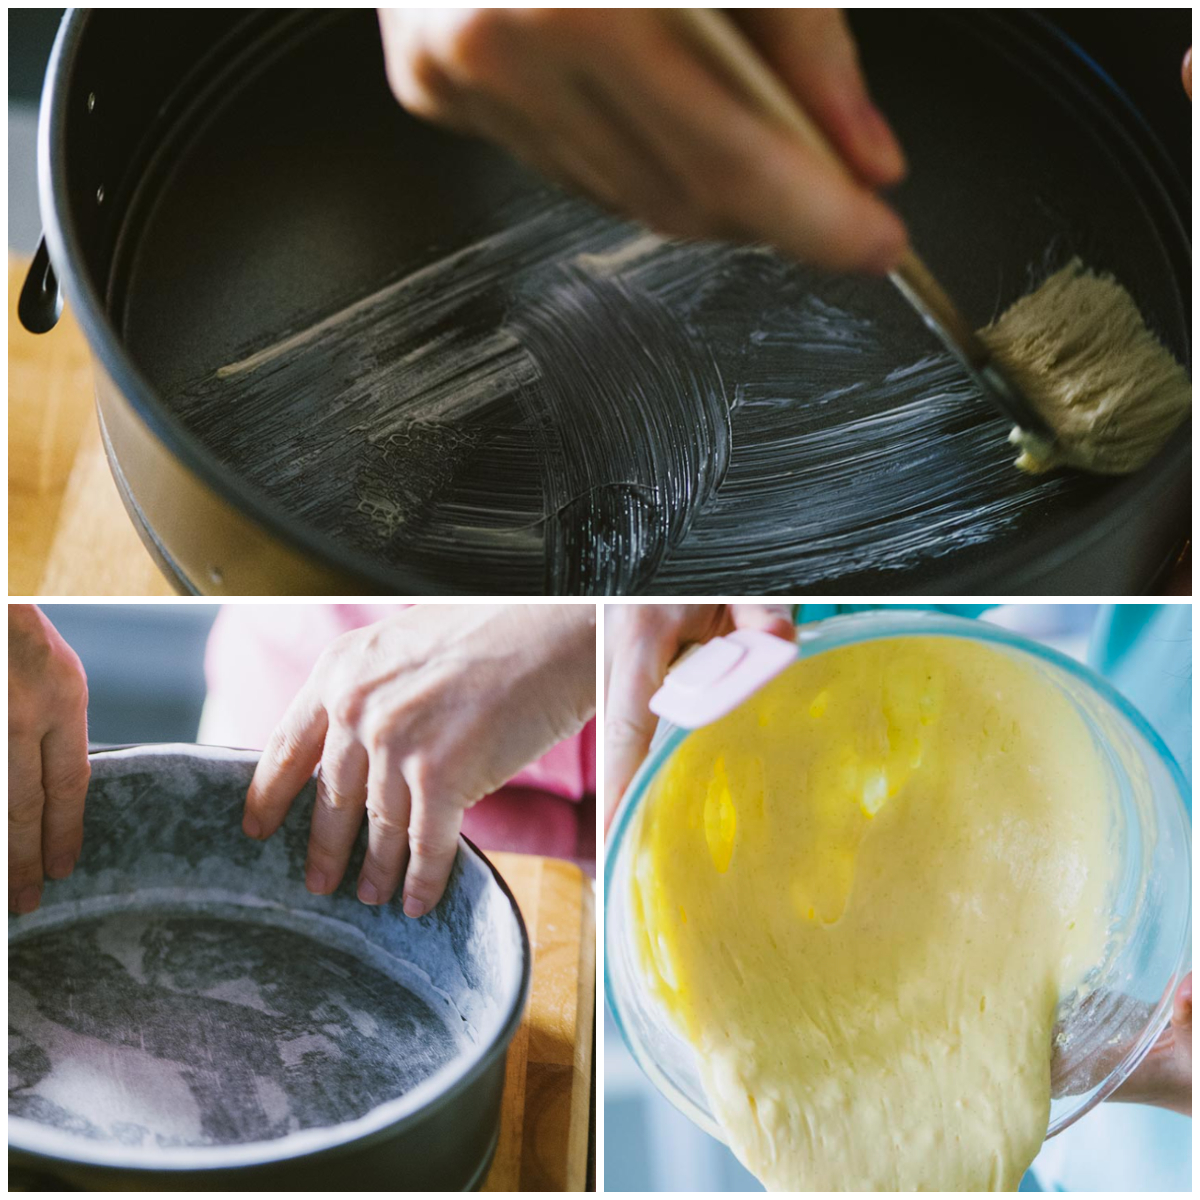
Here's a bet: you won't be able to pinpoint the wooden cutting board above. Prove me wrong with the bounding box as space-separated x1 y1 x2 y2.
485 853 595 1192
9 254 174 595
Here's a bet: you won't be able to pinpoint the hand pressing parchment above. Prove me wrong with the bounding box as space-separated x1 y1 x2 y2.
244 604 596 916
604 603 796 829
377 8 908 272
8 605 91 914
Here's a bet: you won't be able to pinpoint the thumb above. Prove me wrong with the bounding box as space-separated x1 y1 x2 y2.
1173 973 1192 1041
730 603 796 642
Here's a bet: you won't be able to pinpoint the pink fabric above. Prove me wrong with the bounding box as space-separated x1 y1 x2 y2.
203 605 595 867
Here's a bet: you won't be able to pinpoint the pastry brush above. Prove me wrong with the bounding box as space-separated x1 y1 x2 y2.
673 8 1191 475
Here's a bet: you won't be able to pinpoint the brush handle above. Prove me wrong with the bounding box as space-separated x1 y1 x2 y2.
670 9 1049 434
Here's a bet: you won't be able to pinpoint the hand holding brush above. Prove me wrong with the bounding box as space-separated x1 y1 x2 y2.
380 8 1190 475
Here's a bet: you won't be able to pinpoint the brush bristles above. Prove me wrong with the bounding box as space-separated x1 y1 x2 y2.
980 258 1191 475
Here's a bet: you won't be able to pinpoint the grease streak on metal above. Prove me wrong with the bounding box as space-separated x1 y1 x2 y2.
171 194 1075 594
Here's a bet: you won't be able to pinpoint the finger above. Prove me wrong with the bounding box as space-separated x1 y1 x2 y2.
1173 973 1192 1030
378 9 471 129
586 19 908 272
604 624 679 830
8 733 47 913
413 9 694 224
461 32 688 220
735 9 906 186
380 10 628 208
450 89 608 200
1184 48 1192 101
40 716 91 880
441 62 666 221
245 685 327 839
307 732 369 895
402 785 464 917
358 745 412 906
550 75 688 217
730 603 797 642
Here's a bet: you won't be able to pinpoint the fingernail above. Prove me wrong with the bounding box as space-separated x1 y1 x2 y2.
46 855 76 880
358 878 380 905
306 866 329 894
14 885 41 915
243 814 262 839
403 895 425 919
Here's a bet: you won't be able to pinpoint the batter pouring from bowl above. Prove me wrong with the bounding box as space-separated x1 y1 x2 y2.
629 634 1119 1190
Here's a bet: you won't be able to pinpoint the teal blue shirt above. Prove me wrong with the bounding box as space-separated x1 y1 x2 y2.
1089 604 1191 789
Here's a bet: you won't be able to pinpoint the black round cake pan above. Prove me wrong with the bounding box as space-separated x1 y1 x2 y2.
23 9 1190 594
8 745 530 1190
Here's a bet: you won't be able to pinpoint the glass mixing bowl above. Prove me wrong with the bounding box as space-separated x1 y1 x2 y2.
605 610 1191 1147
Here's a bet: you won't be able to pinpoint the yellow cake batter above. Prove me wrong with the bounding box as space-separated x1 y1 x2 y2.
631 636 1117 1191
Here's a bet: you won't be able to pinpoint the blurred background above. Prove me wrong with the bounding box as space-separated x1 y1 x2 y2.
604 602 1192 1192
41 603 217 745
